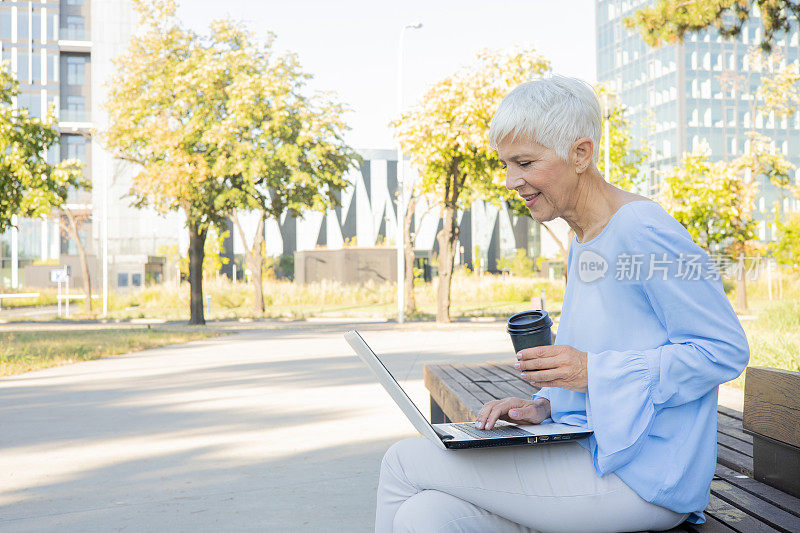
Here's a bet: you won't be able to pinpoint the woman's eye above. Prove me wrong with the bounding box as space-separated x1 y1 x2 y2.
519 161 532 167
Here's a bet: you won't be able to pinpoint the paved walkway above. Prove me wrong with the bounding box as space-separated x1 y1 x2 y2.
0 321 745 532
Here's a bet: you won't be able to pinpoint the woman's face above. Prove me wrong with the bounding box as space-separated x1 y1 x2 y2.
496 136 578 223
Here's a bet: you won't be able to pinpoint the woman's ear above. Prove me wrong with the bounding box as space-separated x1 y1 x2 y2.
573 138 594 174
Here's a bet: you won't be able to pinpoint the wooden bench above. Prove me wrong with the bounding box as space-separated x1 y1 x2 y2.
424 362 800 533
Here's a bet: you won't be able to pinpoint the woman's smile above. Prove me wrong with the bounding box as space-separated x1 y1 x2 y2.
523 192 541 207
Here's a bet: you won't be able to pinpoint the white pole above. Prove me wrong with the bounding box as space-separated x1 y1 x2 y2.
102 163 109 317
65 269 70 318
604 113 611 181
41 217 48 260
767 259 773 300
396 22 422 324
11 214 18 289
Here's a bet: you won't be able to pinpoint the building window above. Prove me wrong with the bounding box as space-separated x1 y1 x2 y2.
48 54 58 83
117 273 129 287
0 11 10 40
66 95 84 111
17 9 29 41
132 273 142 286
66 56 85 85
65 135 86 161
18 92 41 118
49 13 58 41
64 15 85 40
63 95 85 122
17 51 30 82
32 11 41 42
32 50 41 82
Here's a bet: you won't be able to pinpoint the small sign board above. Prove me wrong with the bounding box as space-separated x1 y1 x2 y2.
50 269 69 283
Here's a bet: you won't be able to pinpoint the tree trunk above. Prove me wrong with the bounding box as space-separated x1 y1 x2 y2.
188 219 208 325
436 204 458 323
403 194 416 316
63 207 92 313
736 253 748 312
232 212 266 313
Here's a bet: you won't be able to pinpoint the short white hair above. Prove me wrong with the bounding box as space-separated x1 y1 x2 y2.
488 74 602 163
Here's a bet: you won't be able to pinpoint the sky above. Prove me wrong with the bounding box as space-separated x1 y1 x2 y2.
177 0 597 150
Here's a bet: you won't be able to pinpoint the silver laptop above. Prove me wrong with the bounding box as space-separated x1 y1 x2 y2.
344 330 592 450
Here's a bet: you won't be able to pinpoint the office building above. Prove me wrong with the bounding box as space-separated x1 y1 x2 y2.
597 0 800 241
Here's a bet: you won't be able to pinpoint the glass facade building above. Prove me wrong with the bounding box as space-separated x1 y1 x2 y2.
597 0 800 242
0 0 184 290
0 0 92 286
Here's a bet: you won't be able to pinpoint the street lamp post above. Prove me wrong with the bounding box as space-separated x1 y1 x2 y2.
600 86 618 181
396 22 422 324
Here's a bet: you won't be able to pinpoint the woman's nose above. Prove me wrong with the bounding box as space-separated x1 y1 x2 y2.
506 172 525 192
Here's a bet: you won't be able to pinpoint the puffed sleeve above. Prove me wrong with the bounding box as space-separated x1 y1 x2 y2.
585 223 750 474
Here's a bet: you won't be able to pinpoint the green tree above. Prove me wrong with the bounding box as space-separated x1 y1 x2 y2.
199 23 357 314
0 65 87 303
497 249 535 277
393 47 550 322
106 1 352 323
626 0 800 51
660 143 759 250
0 67 84 230
771 213 800 272
659 142 760 310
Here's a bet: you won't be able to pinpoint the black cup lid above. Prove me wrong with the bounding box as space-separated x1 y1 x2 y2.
506 310 552 333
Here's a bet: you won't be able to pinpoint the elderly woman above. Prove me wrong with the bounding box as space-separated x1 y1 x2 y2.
375 75 750 533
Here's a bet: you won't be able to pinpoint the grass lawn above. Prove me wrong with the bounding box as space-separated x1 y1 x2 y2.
0 328 220 376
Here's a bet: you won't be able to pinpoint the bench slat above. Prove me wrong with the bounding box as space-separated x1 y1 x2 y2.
468 365 536 400
717 443 754 478
718 405 743 421
717 411 753 446
682 514 738 532
438 365 497 407
423 366 483 423
717 431 753 458
715 464 800 520
484 363 540 397
452 366 515 403
711 478 800 532
705 494 782 532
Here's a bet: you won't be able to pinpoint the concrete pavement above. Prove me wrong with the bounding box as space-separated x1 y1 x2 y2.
0 321 524 532
0 321 744 532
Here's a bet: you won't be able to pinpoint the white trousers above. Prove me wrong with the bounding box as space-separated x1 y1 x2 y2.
376 437 689 533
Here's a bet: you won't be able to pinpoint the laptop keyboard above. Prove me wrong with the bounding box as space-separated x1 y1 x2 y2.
452 423 531 439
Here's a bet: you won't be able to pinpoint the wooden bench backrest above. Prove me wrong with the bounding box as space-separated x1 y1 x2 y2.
743 366 800 449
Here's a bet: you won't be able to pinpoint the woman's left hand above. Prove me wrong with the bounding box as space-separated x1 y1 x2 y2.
514 344 589 393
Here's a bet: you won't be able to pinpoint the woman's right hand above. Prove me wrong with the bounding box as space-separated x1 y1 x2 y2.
474 397 551 430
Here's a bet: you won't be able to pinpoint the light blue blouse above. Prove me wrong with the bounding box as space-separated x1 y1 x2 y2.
534 200 749 524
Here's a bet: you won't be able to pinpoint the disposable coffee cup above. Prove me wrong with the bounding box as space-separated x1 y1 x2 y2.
506 310 553 354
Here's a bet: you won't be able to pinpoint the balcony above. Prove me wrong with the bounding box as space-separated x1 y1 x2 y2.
58 28 92 52
59 109 91 131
